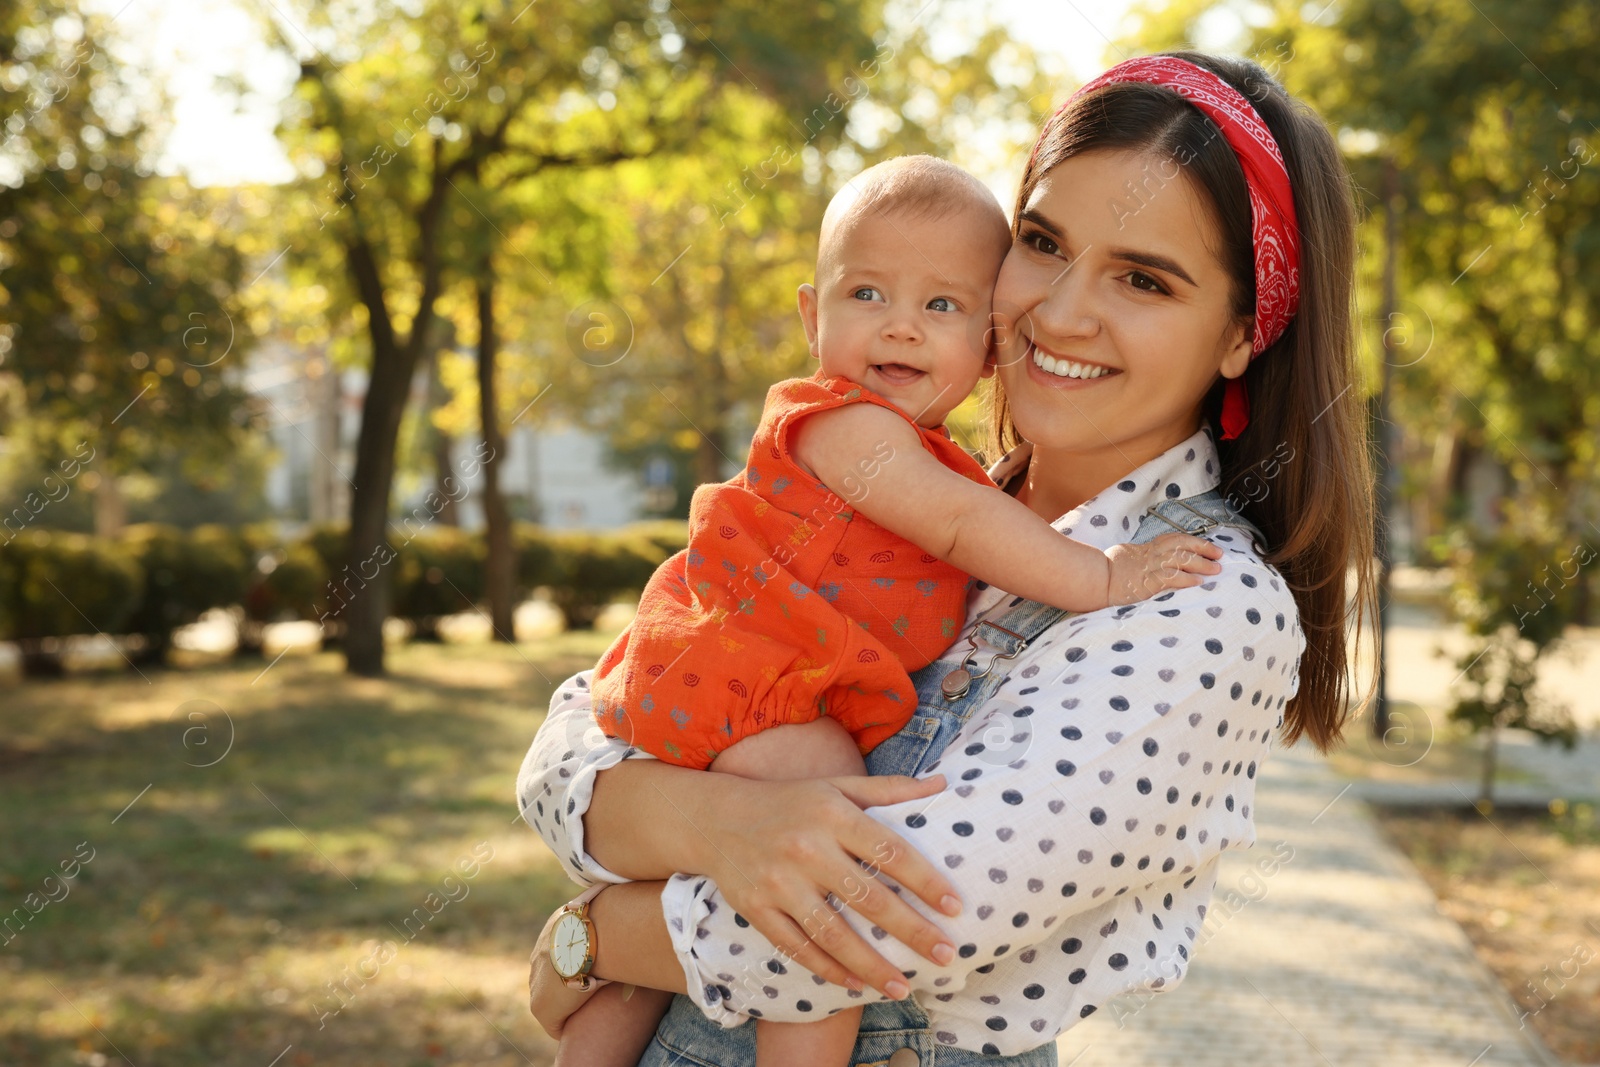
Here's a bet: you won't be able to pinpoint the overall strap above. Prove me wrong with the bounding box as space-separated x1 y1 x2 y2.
933 487 1263 702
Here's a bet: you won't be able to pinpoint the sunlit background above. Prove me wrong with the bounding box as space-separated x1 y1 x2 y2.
2 0 1597 1064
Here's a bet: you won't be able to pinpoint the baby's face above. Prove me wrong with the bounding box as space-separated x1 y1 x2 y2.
800 206 1007 429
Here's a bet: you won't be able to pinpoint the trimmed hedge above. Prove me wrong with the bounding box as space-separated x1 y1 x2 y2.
121 524 251 653
0 529 144 640
0 520 688 645
538 527 675 630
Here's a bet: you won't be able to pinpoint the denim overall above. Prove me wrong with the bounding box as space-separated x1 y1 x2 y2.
640 489 1264 1067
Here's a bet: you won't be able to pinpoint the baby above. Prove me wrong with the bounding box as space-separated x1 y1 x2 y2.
555 155 1221 1067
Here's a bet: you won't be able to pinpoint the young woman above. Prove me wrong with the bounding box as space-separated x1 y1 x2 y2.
519 50 1377 1065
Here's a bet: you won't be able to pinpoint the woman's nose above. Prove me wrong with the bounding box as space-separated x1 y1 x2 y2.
1031 260 1101 342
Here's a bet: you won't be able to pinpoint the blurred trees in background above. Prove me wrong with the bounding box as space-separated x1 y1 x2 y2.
0 0 262 538
1133 0 1597 766
2 0 1050 676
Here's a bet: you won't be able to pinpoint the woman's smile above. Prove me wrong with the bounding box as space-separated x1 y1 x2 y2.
1023 336 1122 385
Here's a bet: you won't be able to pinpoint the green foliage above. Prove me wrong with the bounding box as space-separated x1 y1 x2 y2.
0 520 688 644
527 19 1056 482
392 526 487 619
627 519 692 559
300 524 351 591
0 3 261 508
118 524 251 649
512 521 559 592
245 540 327 624
1442 523 1581 801
547 529 671 630
0 529 142 640
1549 799 1598 846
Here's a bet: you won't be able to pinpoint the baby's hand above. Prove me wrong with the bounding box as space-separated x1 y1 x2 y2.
1104 533 1224 606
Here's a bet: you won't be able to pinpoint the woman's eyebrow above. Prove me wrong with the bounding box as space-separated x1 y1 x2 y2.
1017 208 1064 239
1111 248 1197 287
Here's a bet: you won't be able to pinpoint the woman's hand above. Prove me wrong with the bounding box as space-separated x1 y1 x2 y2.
703 771 964 1001
528 903 600 1039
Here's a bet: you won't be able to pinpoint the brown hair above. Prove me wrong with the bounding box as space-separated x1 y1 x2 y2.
990 51 1377 752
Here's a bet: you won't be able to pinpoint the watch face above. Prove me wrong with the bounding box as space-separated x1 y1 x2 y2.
551 912 588 978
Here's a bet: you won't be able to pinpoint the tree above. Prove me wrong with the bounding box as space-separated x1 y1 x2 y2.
533 21 1056 480
1445 522 1579 806
1 1 258 540
264 0 896 673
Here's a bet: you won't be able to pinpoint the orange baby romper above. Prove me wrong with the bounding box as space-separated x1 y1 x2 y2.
591 373 993 769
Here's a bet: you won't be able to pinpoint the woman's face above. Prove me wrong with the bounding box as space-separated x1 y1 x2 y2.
992 148 1253 463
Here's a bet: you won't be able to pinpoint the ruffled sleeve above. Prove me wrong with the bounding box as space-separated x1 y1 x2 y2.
516 669 657 886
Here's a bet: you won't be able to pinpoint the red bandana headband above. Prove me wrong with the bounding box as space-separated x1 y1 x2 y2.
1033 56 1301 440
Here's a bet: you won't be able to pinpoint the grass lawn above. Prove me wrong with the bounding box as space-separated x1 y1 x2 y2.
0 634 616 1067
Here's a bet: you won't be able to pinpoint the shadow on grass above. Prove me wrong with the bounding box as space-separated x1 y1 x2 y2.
0 644 613 1065
5 971 558 1067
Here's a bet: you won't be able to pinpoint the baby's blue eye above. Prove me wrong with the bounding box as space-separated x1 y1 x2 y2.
852 287 883 302
927 297 956 312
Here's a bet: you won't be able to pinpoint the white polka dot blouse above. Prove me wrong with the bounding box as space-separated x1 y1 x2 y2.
517 424 1306 1056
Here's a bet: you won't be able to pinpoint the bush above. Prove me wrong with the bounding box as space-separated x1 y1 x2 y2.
120 524 251 652
514 522 560 591
392 526 486 621
301 523 349 584
0 520 691 649
628 520 691 559
245 540 327 623
0 529 143 641
543 528 676 630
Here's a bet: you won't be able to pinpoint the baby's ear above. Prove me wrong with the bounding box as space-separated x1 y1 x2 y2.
797 284 821 359
977 311 999 377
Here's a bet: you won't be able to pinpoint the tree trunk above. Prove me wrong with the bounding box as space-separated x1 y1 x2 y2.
341 239 434 675
339 143 449 676
342 336 421 675
92 472 125 538
694 433 724 486
1478 725 1498 809
476 274 515 643
426 336 460 527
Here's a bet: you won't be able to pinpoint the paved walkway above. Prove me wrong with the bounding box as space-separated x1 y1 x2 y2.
1053 744 1563 1067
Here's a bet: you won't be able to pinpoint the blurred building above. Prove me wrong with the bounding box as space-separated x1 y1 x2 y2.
247 336 646 531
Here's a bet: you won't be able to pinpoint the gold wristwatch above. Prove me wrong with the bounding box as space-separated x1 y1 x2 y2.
551 885 609 991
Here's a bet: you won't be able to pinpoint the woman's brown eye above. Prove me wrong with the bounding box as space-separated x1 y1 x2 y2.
1027 232 1059 256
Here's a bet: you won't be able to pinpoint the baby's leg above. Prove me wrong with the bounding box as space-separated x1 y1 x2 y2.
756 1010 863 1067
712 717 868 1067
710 715 867 780
553 982 675 1067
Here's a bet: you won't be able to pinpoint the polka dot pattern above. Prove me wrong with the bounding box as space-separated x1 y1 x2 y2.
518 425 1306 1056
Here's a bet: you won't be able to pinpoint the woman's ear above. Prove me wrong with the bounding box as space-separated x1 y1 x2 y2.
1219 317 1253 380
797 284 821 359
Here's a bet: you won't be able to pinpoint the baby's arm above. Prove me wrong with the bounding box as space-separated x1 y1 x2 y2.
790 403 1219 612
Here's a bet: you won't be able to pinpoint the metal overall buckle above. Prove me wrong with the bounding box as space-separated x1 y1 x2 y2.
1146 497 1220 536
939 618 1025 701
